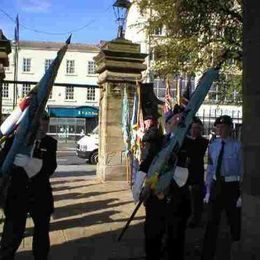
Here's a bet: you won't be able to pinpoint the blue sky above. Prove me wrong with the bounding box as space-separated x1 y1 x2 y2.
0 0 119 44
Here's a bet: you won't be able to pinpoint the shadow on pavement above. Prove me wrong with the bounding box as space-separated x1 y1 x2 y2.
12 178 232 260
54 171 96 178
17 222 146 260
51 179 88 185
53 189 129 202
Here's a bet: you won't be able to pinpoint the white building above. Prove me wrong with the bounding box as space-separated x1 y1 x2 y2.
3 41 100 139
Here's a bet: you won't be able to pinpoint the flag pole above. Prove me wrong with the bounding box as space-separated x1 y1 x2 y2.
13 15 19 109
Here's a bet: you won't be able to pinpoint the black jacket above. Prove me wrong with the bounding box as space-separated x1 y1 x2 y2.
139 126 162 172
0 135 57 215
145 135 191 219
186 136 208 185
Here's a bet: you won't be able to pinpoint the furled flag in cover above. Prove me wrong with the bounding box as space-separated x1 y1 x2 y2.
163 78 174 114
14 15 19 47
0 97 30 144
121 85 130 155
0 35 71 176
176 76 182 105
130 82 144 162
179 76 192 110
163 76 191 124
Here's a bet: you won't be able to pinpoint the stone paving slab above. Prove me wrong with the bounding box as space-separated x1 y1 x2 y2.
0 175 233 260
7 177 145 260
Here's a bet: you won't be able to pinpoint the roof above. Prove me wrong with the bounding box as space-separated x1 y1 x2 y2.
14 40 100 52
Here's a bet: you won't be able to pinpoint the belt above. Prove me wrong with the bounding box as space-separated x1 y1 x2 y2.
213 175 240 182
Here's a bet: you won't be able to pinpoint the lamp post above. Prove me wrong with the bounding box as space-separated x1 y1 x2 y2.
113 0 131 39
0 30 11 124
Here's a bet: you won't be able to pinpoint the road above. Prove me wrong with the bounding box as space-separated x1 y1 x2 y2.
56 149 97 179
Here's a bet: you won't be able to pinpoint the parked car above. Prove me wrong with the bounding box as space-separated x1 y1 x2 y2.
76 127 98 164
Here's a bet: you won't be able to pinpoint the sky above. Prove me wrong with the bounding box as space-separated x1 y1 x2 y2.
0 0 119 44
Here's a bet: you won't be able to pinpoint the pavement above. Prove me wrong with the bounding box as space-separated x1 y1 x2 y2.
0 169 146 260
1 175 232 260
0 145 233 259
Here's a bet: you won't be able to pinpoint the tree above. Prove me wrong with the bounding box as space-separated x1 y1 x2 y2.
135 0 242 98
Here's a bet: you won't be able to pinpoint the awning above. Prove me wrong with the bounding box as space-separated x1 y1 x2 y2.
48 106 98 118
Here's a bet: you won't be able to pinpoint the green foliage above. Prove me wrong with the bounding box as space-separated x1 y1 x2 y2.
217 73 242 104
135 0 242 99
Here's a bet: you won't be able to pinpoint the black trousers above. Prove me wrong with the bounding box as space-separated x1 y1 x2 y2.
0 203 51 260
189 183 204 225
144 190 190 260
201 181 241 260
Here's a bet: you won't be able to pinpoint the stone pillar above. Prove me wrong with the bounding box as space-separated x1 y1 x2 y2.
94 38 147 181
231 1 260 259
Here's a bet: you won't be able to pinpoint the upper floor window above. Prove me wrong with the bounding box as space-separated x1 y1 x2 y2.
154 26 163 36
87 61 95 75
22 83 31 97
49 90 53 99
2 83 9 98
65 86 74 100
66 60 75 74
23 58 31 72
4 66 10 72
45 59 53 71
86 87 95 101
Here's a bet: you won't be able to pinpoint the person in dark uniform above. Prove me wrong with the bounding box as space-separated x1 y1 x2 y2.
132 115 162 203
201 115 242 259
187 117 208 228
139 115 162 173
0 112 57 260
144 106 191 260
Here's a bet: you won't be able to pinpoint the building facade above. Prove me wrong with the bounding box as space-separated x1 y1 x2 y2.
125 1 242 135
3 41 100 140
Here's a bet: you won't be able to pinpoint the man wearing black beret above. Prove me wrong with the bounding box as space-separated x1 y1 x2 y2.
202 115 242 259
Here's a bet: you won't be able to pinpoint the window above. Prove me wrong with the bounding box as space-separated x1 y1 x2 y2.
154 26 163 36
22 84 31 97
23 58 31 72
4 66 10 72
149 47 162 62
207 82 219 102
65 86 74 100
87 61 95 75
66 60 75 74
87 87 95 101
2 83 9 98
45 59 53 71
49 90 53 99
153 78 166 100
149 50 155 61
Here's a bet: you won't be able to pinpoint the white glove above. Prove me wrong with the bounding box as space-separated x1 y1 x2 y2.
173 166 189 187
132 171 146 203
14 154 30 167
204 193 210 204
13 153 43 178
24 158 43 178
236 196 242 208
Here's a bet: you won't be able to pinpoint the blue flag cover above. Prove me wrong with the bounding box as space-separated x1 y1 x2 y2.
145 68 220 194
121 86 130 155
0 35 71 176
